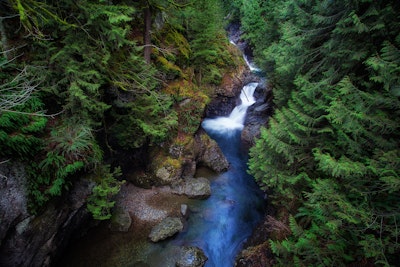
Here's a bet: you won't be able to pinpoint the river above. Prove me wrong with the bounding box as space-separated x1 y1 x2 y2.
177 82 265 266
131 82 265 267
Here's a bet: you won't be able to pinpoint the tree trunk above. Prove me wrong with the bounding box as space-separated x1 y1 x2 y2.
0 18 11 60
144 5 151 64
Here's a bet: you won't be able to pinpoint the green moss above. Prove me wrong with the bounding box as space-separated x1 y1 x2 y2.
157 56 187 79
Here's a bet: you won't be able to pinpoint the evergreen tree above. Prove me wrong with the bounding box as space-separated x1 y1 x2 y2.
183 0 232 85
1 0 179 214
247 0 400 265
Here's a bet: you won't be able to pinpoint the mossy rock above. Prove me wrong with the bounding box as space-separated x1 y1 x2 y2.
176 246 208 267
109 207 132 232
148 217 183 242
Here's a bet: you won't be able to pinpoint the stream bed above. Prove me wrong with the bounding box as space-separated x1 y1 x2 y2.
58 81 265 267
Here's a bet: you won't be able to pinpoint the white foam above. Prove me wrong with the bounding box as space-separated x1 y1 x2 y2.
202 82 258 134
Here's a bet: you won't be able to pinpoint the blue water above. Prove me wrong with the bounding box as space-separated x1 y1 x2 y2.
164 82 265 267
173 129 264 267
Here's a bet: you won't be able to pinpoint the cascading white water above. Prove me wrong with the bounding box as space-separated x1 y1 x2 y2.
201 82 258 134
230 40 261 72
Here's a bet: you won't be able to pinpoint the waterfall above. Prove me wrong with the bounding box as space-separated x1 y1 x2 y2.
179 81 264 267
229 39 261 73
201 82 258 134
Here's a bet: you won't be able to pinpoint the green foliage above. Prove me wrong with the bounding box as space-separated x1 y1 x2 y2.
247 0 400 265
164 80 210 134
0 97 47 158
110 92 178 149
153 25 191 79
183 0 233 85
28 122 103 210
8 0 72 38
2 0 249 224
47 122 103 165
0 59 47 158
87 165 124 220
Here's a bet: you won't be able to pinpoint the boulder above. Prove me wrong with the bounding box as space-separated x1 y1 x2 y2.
109 207 132 232
180 204 188 217
145 130 228 187
172 177 211 199
195 130 229 173
148 153 184 186
183 178 211 199
176 246 208 267
149 217 183 242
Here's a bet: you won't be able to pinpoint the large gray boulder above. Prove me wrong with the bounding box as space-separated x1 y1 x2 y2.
149 217 183 242
195 130 229 173
172 177 211 199
176 246 208 267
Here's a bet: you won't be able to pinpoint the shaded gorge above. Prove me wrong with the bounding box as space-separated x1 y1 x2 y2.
57 30 268 266
58 81 266 267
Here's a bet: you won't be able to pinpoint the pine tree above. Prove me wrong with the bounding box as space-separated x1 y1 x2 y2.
183 0 232 85
247 0 400 265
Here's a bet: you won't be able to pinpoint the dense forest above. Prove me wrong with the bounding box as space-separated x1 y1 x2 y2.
1 0 400 266
0 0 235 219
225 0 400 266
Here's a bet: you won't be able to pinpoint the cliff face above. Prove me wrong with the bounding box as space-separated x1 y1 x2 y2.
0 161 28 245
0 161 93 267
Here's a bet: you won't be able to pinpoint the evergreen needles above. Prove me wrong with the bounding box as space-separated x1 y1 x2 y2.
237 0 400 265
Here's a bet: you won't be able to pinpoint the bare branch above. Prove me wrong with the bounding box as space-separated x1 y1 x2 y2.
140 44 178 57
0 108 64 118
0 66 36 111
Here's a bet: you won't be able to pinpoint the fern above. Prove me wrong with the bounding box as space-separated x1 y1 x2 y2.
289 216 303 237
269 240 286 257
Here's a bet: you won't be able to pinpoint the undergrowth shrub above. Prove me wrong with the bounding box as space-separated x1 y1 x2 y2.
87 165 124 220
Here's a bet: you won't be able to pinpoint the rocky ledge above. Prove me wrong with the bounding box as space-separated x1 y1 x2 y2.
0 161 94 267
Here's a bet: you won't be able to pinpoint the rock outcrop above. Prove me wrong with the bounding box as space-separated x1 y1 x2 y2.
0 161 28 245
135 129 228 187
205 66 249 118
242 82 273 147
0 160 94 267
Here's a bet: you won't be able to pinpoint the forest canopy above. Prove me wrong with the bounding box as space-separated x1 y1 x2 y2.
226 0 400 266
